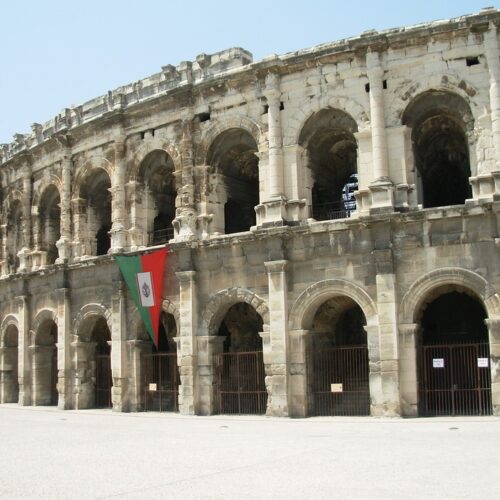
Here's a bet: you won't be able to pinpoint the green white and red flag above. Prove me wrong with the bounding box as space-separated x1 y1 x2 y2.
115 248 168 348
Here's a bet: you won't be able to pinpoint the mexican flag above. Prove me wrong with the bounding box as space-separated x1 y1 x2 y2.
115 248 168 347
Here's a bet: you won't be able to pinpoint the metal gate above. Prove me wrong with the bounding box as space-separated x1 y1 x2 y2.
214 351 267 415
310 346 370 416
95 354 112 408
419 342 492 416
142 353 179 412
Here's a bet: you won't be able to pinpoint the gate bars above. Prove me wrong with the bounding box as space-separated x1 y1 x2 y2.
142 352 180 412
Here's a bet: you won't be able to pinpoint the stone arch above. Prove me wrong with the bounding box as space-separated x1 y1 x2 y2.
129 138 182 181
3 189 23 223
387 74 481 127
285 95 370 147
399 268 500 325
31 309 58 345
198 115 264 165
162 298 180 329
72 156 113 197
32 175 62 209
289 279 378 331
200 288 270 336
0 314 19 347
73 303 112 341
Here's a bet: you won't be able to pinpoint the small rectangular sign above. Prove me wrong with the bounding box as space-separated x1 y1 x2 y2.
478 358 489 368
137 272 155 307
331 383 343 393
148 383 157 391
433 358 445 368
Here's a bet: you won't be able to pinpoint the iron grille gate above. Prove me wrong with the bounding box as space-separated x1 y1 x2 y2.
419 342 492 416
310 346 370 416
214 351 267 415
95 354 112 408
142 353 179 412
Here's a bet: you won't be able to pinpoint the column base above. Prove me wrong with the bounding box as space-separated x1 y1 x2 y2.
255 197 287 227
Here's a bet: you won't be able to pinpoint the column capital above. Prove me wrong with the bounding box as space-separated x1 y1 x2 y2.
264 260 288 273
175 270 196 283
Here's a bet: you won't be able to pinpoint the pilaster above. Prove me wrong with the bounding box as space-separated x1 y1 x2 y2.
485 318 500 415
56 288 71 409
288 329 310 417
398 323 420 417
110 138 128 252
56 149 73 262
16 295 31 405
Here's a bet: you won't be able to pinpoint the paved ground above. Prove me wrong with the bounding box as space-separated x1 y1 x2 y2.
0 405 499 499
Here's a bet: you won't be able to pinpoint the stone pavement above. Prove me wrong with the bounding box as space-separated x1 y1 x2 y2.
0 405 499 499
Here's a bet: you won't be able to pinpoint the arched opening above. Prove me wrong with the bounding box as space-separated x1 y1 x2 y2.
33 319 58 406
214 302 266 414
0 325 19 403
137 150 176 245
208 129 259 234
402 91 473 208
7 200 23 272
417 289 491 416
90 317 112 408
141 312 179 411
299 109 358 220
38 185 61 264
308 297 370 416
80 169 111 256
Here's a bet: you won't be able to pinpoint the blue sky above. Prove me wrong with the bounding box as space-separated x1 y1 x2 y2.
0 0 494 144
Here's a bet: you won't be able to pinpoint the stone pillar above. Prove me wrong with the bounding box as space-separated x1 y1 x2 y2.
111 279 128 411
371 249 400 416
485 24 500 171
126 339 152 412
196 335 224 415
176 270 197 414
0 346 19 403
398 323 420 417
18 163 32 271
264 260 289 416
0 223 8 276
485 318 500 415
259 73 286 226
71 197 88 259
110 139 127 252
282 145 308 223
366 49 394 211
16 295 31 405
71 337 96 409
288 329 310 417
56 288 71 409
30 345 56 406
172 121 197 241
56 152 72 262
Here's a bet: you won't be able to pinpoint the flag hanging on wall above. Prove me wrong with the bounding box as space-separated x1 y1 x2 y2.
115 248 168 348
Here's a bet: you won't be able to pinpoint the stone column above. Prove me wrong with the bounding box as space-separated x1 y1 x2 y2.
264 260 289 416
71 197 87 259
176 270 197 414
110 279 128 411
110 139 127 252
288 329 310 417
366 49 394 211
16 295 31 405
485 318 500 415
282 145 308 222
259 73 287 226
172 121 197 241
30 345 56 406
485 24 500 170
196 335 224 415
56 152 72 262
0 346 19 403
18 163 32 271
56 288 71 409
371 249 400 416
126 339 152 412
71 337 96 409
398 323 420 417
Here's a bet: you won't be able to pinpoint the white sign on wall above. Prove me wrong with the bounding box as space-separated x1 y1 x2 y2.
432 358 445 368
331 383 343 393
148 383 157 391
477 358 489 368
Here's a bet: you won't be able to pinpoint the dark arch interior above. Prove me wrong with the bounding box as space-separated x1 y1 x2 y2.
208 129 259 234
7 200 23 271
403 91 472 208
36 318 58 405
155 312 177 353
80 169 112 255
299 109 358 220
218 302 263 353
90 317 111 355
421 291 487 345
4 325 19 347
39 185 61 264
139 150 176 245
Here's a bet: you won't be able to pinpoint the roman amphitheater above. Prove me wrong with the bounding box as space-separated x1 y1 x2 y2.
0 8 499 418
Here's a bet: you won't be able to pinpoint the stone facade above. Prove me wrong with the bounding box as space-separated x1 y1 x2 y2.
1 8 500 417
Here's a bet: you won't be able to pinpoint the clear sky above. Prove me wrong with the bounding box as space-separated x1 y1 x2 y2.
0 0 494 144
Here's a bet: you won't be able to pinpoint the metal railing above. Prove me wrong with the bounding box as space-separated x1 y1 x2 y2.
142 352 179 412
149 227 174 246
312 201 355 222
95 354 112 408
214 351 267 415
